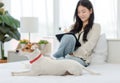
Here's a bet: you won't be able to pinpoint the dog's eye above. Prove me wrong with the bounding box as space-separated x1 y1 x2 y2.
25 47 29 49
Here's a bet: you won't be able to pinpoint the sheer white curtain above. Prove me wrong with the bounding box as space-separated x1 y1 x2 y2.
90 0 117 38
59 0 78 31
59 0 117 38
10 0 54 39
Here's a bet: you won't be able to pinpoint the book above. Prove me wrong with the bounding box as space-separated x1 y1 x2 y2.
55 32 81 50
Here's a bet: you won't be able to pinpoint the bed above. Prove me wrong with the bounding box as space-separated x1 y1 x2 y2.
0 38 120 83
0 61 120 83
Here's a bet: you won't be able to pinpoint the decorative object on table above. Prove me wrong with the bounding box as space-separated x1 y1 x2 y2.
0 2 20 60
19 39 29 48
20 17 39 41
38 40 48 50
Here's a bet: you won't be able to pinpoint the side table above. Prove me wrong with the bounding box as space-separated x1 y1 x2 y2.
7 51 28 62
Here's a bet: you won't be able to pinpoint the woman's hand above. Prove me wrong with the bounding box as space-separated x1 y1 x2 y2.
69 53 74 56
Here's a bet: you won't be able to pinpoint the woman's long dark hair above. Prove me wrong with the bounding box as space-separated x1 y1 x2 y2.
70 0 94 42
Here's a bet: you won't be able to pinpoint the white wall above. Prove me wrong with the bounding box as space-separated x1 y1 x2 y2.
117 0 120 38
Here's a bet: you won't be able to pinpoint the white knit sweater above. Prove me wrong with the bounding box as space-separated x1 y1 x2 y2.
69 23 101 64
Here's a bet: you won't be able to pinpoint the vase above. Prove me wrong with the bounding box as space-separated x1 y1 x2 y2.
40 44 46 50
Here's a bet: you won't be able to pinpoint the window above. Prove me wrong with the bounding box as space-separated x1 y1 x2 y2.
10 0 54 38
59 0 117 38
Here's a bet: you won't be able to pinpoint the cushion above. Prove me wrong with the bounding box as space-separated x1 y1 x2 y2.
91 34 108 64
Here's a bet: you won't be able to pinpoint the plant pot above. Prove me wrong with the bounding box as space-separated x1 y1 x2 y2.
39 44 46 50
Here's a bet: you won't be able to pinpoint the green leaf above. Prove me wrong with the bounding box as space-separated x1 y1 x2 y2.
38 40 48 44
0 2 4 8
0 15 2 23
7 30 20 40
1 11 20 29
0 25 10 34
0 11 21 42
3 36 12 42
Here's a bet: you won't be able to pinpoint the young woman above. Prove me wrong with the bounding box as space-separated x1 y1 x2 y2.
53 0 101 67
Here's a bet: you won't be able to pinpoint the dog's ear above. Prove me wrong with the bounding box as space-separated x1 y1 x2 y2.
28 42 31 44
16 42 31 50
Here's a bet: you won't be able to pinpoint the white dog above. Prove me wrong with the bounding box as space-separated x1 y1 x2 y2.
12 43 99 76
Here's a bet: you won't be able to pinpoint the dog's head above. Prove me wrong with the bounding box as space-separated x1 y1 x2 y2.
16 43 41 57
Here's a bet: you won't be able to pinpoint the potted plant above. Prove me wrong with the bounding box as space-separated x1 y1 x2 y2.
0 2 20 61
19 39 29 48
38 40 48 49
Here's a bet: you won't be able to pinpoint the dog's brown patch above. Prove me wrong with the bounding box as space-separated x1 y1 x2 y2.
22 43 34 52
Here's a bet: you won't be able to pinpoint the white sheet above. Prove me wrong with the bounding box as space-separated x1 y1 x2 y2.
0 61 120 83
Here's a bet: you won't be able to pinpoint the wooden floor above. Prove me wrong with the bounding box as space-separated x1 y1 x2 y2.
0 59 7 63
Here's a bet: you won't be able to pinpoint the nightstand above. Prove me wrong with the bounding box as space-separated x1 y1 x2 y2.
7 51 28 62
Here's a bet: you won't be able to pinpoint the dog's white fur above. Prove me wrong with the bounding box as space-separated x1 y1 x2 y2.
12 44 99 76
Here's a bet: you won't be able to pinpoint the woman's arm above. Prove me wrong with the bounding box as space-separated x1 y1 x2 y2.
63 25 74 33
73 24 101 58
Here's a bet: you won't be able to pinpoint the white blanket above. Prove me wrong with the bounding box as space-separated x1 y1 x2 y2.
0 61 120 83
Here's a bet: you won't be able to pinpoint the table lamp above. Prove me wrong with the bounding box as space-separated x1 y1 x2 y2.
20 17 39 41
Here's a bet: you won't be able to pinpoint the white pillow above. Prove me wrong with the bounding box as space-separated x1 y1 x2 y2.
91 34 108 64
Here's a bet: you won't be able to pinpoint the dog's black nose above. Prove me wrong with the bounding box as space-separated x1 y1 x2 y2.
16 50 19 53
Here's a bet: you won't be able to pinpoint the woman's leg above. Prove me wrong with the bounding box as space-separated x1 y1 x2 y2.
65 55 89 67
53 34 76 58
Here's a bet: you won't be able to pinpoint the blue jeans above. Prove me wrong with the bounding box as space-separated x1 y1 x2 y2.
53 34 89 67
53 34 76 58
65 54 89 67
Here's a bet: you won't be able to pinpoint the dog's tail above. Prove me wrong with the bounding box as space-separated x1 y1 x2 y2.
81 66 100 75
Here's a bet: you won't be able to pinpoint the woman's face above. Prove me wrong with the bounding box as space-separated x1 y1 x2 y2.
77 5 92 23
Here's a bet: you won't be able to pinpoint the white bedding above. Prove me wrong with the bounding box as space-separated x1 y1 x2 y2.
0 61 120 83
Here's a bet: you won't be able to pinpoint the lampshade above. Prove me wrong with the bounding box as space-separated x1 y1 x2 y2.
20 17 39 33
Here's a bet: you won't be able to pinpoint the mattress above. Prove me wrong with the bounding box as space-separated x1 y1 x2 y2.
0 61 120 83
